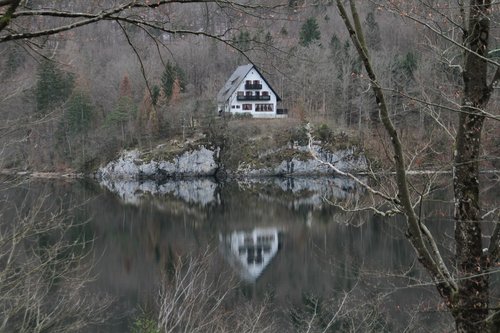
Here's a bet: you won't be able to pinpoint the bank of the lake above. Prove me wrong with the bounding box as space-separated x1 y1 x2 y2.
95 120 367 181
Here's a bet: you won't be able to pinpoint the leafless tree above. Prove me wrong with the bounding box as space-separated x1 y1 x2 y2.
309 1 500 332
158 249 279 333
0 191 112 332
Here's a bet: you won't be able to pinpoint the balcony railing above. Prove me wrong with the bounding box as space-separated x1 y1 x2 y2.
237 95 271 101
244 83 263 90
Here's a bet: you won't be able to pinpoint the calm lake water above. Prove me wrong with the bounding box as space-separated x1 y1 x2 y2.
3 175 498 332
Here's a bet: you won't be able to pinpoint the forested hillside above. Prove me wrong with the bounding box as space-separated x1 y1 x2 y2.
1 0 496 172
1 1 500 332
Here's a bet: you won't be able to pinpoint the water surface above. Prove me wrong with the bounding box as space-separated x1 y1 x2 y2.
6 175 496 331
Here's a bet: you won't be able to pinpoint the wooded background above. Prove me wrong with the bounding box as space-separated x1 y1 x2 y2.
1 0 497 173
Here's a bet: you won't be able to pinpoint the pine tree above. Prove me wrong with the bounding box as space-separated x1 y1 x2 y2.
161 62 176 101
364 12 381 50
65 91 94 134
151 85 160 106
299 17 321 47
35 60 74 114
161 62 186 102
105 75 137 141
234 31 251 51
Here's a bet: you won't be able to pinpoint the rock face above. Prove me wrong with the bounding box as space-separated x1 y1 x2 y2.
96 144 366 180
240 145 367 177
96 147 218 180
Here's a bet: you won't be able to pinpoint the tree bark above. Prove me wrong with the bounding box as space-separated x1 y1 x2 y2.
453 1 492 331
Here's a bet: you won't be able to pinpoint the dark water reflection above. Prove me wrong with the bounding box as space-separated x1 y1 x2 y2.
4 175 498 332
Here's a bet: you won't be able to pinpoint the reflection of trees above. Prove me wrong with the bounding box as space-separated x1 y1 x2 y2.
0 182 112 332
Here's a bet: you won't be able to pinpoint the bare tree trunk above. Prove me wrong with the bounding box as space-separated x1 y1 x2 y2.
452 1 493 331
336 1 499 332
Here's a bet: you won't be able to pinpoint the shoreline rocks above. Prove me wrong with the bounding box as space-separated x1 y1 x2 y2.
96 144 367 181
95 146 219 180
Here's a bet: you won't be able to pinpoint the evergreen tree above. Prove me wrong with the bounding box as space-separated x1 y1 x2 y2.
106 74 136 126
105 75 137 141
54 89 94 165
175 64 186 92
151 85 160 106
161 62 176 101
65 91 94 134
299 17 321 47
234 30 251 51
329 34 341 54
399 52 418 77
161 62 186 102
35 60 74 114
364 12 381 50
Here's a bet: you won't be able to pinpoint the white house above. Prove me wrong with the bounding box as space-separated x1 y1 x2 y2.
216 64 286 118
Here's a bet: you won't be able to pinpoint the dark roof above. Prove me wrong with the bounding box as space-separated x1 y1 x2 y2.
217 64 282 103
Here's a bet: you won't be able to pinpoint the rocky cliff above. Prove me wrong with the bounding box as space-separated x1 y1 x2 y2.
96 143 366 181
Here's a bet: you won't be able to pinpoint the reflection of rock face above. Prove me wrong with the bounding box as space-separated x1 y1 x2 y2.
275 176 359 200
99 175 363 209
240 176 364 208
99 178 217 206
220 228 281 283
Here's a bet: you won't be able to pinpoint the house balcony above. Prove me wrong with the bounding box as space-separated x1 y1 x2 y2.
237 95 271 101
245 83 263 90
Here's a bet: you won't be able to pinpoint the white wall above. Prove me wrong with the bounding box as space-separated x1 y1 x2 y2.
227 69 278 118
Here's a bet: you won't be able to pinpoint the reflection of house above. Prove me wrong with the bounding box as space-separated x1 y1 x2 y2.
216 64 287 118
219 227 281 282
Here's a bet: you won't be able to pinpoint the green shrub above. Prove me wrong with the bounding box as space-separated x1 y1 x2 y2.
289 125 309 146
315 123 333 142
130 314 159 333
233 112 253 120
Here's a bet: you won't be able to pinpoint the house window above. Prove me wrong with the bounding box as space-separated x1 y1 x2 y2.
253 80 260 85
236 105 241 109
255 104 273 112
245 91 252 97
237 91 244 97
232 105 236 109
262 91 269 96
242 104 252 110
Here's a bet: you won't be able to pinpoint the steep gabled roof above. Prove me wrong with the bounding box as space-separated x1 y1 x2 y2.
217 64 282 103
